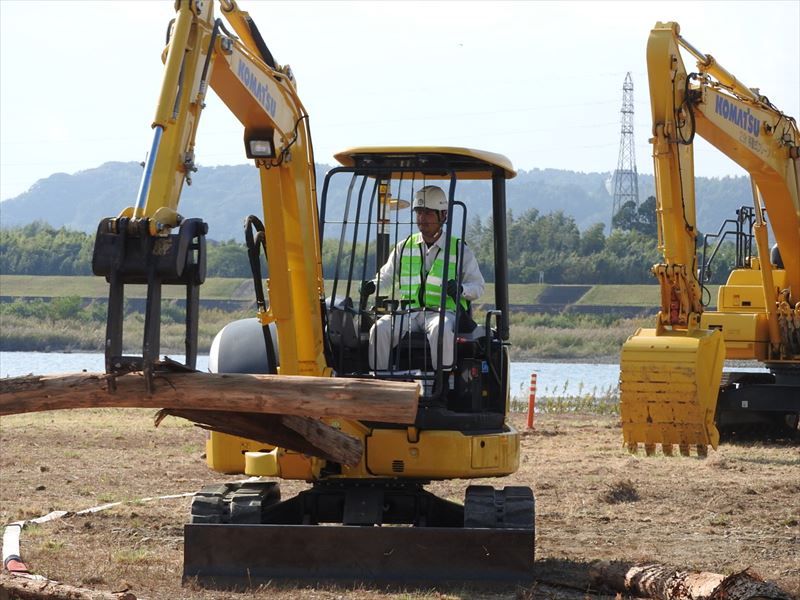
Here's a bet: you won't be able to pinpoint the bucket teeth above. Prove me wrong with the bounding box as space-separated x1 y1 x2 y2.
696 444 708 457
625 442 710 457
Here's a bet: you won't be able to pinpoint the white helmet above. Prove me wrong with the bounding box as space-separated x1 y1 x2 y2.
412 185 448 211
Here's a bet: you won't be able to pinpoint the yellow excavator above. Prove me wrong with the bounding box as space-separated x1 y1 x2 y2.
620 22 800 456
91 0 533 585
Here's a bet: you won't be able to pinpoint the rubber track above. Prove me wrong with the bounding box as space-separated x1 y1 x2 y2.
189 481 280 524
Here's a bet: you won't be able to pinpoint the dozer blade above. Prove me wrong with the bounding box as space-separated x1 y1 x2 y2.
183 523 534 586
620 327 725 455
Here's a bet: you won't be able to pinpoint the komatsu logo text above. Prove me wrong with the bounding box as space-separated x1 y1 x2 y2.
237 60 277 118
715 96 760 137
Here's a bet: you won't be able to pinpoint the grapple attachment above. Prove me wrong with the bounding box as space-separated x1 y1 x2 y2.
620 327 725 456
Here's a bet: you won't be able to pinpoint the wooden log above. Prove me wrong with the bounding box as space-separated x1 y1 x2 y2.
155 409 363 466
0 572 136 600
589 561 794 600
0 371 419 424
280 414 362 464
532 558 596 592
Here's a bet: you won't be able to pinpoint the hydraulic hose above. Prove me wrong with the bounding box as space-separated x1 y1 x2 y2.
244 215 278 374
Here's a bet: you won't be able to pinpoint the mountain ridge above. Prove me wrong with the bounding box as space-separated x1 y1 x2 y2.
0 161 752 242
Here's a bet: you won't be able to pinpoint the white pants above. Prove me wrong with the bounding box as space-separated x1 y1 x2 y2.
369 310 456 370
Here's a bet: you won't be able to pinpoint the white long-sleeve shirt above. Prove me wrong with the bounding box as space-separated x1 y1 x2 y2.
374 233 485 302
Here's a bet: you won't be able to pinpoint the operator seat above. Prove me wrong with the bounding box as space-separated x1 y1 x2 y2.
392 304 481 371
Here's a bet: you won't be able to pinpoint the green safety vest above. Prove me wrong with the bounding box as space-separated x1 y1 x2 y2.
397 232 468 311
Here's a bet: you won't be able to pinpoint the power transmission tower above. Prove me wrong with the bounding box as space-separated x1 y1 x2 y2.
610 72 639 229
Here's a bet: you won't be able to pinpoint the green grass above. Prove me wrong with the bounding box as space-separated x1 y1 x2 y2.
576 285 659 306
506 283 547 304
510 381 620 415
195 278 251 298
577 284 720 309
0 276 664 357
0 275 250 300
2 276 659 307
1 275 111 298
503 312 650 360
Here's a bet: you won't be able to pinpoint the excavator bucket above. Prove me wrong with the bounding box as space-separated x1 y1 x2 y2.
619 328 725 455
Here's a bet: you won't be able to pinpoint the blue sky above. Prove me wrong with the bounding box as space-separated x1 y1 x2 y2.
1 0 798 202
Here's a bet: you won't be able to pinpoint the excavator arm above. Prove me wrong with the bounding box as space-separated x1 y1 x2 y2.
683 31 800 300
92 0 328 383
620 22 800 455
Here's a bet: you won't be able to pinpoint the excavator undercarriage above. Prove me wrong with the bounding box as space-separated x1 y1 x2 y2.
184 480 535 585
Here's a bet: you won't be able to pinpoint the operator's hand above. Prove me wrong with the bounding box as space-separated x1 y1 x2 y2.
360 280 376 296
446 279 462 300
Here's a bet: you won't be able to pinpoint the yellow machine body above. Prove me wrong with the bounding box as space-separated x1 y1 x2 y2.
701 267 789 361
190 138 528 581
620 22 799 454
204 145 520 483
211 425 521 480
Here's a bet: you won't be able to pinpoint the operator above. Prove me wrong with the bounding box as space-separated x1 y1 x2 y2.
360 185 485 371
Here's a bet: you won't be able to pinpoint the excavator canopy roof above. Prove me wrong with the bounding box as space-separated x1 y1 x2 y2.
333 146 516 180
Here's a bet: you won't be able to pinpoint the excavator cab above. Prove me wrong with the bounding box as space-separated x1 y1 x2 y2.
321 147 511 420
698 208 800 437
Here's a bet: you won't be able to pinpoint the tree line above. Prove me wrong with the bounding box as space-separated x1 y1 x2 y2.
1 205 737 285
0 222 256 278
461 203 643 285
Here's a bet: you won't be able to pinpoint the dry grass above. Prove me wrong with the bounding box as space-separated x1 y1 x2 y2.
599 479 640 504
508 316 650 361
0 313 105 352
1 307 648 359
1 410 797 600
0 308 254 354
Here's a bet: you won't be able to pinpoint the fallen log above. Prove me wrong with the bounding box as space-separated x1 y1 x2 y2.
280 414 361 463
0 371 419 424
589 561 794 600
155 409 363 466
0 572 136 600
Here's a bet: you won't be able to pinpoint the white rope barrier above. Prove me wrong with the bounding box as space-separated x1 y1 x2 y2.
2 493 194 576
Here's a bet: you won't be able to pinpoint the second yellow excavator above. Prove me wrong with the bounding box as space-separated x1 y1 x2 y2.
620 22 799 455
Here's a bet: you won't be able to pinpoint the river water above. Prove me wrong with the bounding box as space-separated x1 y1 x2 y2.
0 351 621 399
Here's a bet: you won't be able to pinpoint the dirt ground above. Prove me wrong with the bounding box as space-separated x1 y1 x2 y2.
0 409 797 600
